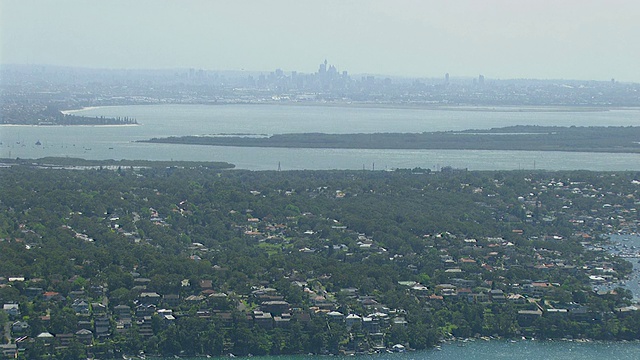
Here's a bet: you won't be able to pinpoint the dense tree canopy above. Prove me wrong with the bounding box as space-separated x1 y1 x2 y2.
0 165 639 358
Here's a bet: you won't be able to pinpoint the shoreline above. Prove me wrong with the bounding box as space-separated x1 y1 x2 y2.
59 103 640 114
122 338 640 358
60 106 105 114
0 123 139 127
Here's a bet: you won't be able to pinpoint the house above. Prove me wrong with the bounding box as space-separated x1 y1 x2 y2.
362 317 381 333
163 294 180 308
196 310 212 319
294 312 311 323
75 329 93 345
392 316 408 328
546 308 568 316
11 321 30 334
69 290 86 299
72 299 90 315
359 296 380 308
507 294 527 304
139 292 161 305
273 314 291 328
208 292 228 302
260 300 290 315
214 311 234 327
114 304 132 319
94 316 111 338
0 343 17 359
340 288 359 298
569 306 592 322
3 303 20 317
467 292 490 304
133 277 151 287
345 314 362 329
135 303 156 317
525 282 553 297
252 287 279 299
137 317 154 337
55 333 73 346
185 294 206 302
489 289 506 303
616 305 640 315
115 318 133 334
77 320 92 330
410 284 430 296
36 332 55 345
90 285 105 296
43 291 63 301
253 311 273 330
91 302 107 315
327 311 344 322
157 308 173 319
25 287 43 298
517 309 543 326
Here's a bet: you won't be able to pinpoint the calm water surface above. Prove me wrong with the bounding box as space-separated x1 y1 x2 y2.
602 235 640 301
147 340 640 360
1 104 639 170
4 106 640 356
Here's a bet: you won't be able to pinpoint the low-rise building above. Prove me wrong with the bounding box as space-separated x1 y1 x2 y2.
2 303 20 317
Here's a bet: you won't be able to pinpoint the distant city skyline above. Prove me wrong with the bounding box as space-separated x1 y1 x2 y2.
2 0 639 82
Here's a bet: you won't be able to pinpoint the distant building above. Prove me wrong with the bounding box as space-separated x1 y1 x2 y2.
3 303 20 317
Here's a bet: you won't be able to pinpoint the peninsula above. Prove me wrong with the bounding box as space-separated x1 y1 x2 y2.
141 126 640 153
1 163 639 358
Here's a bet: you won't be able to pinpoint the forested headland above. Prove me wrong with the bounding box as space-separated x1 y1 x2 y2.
0 157 234 170
0 105 137 126
1 164 640 359
142 126 640 153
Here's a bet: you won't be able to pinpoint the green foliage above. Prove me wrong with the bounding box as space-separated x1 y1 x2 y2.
144 126 640 153
0 165 639 356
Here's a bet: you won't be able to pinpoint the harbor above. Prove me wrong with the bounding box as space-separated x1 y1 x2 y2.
596 234 640 301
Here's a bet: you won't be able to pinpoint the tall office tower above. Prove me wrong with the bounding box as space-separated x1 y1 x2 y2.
319 59 327 74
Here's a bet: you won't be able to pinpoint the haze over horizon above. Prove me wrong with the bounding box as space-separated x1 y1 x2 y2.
2 0 639 82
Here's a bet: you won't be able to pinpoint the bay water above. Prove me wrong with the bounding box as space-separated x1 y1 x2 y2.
145 339 640 360
4 104 640 357
1 104 639 171
600 235 640 301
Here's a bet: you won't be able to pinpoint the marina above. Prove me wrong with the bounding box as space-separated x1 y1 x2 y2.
598 234 640 301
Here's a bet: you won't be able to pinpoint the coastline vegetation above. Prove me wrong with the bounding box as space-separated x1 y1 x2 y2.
0 105 137 126
1 163 640 358
142 126 640 153
0 157 235 170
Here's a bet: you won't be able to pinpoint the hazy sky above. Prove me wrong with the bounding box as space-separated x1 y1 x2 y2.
2 0 639 81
